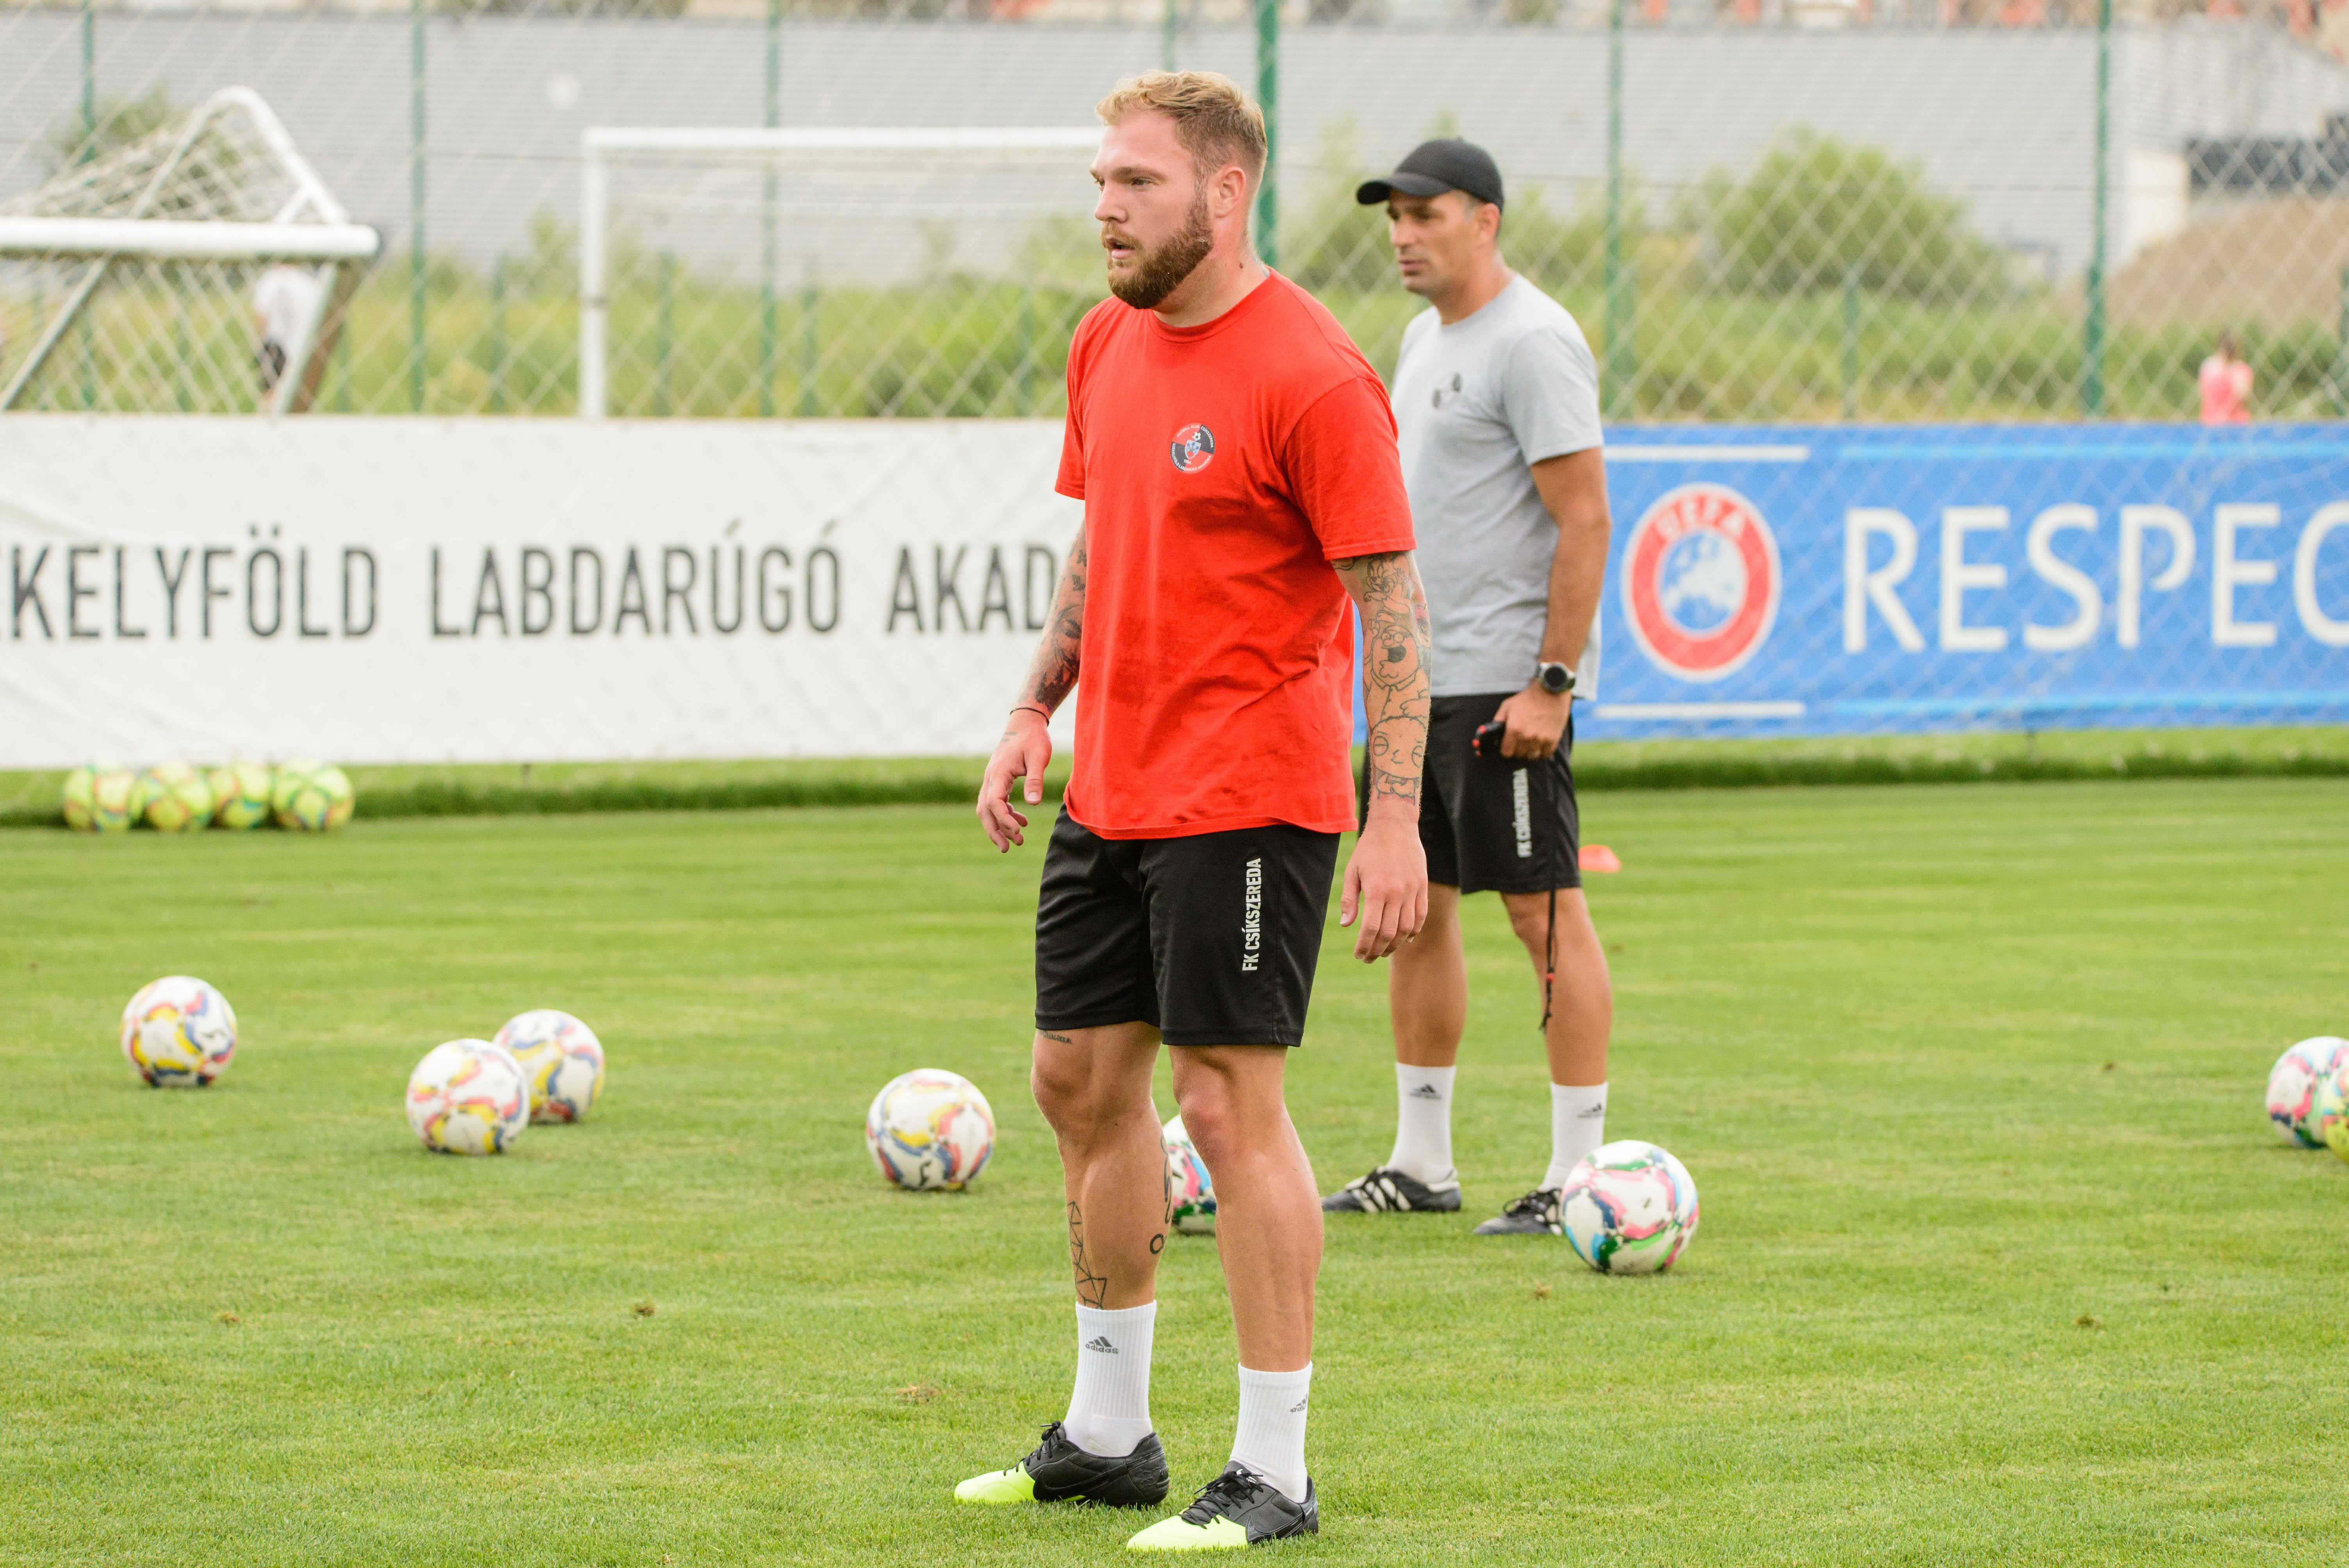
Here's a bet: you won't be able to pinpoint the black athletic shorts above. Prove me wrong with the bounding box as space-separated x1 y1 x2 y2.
1362 693 1580 897
1034 808 1340 1048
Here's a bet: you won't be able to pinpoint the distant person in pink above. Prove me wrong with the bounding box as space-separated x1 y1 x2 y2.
2199 332 2252 424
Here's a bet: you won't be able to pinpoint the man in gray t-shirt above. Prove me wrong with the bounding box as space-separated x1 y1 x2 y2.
1321 139 1618 1238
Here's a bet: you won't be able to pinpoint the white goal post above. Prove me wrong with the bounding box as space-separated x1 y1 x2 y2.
0 86 380 416
576 125 1101 420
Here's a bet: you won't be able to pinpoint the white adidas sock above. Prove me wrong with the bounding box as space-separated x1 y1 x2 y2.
1064 1301 1155 1458
1540 1082 1608 1192
1230 1363 1313 1504
1387 1063 1457 1182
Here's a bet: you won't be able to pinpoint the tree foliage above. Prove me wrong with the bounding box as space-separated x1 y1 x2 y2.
1699 129 2003 303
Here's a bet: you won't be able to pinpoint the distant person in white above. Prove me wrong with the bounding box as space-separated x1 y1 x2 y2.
251 264 324 396
1321 139 1618 1238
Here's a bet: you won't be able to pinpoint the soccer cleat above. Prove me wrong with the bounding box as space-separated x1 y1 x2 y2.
1126 1463 1318 1551
1320 1165 1461 1213
1472 1185 1563 1235
954 1421 1169 1508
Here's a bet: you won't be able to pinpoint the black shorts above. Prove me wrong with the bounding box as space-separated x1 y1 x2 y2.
1363 693 1580 897
1034 808 1339 1048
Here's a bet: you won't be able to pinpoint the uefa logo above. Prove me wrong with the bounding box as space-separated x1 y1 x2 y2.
1169 423 1215 473
1619 482 1782 683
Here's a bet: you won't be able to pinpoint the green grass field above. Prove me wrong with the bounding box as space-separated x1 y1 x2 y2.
5 778 2346 1565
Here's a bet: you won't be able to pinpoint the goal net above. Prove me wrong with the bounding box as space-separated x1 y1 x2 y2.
579 127 1102 420
0 87 378 416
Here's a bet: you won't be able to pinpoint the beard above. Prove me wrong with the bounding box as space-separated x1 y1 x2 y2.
1105 188 1215 310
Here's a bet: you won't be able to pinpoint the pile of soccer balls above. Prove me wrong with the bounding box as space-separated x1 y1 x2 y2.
62 761 353 834
406 1012 608 1155
119 976 608 1158
2267 1036 2349 1161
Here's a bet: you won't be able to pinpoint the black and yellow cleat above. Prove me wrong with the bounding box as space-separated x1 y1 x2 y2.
1126 1463 1318 1551
954 1422 1169 1508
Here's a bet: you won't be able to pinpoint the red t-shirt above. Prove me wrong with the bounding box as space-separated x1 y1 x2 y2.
1056 271 1417 840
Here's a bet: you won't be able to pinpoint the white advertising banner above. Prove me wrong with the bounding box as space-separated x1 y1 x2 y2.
0 417 1087 768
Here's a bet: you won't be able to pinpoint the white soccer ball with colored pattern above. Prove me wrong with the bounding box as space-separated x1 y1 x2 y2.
1559 1140 1700 1275
406 1039 530 1155
865 1069 995 1190
120 976 238 1087
493 1009 606 1124
2266 1037 2349 1148
1163 1113 1216 1235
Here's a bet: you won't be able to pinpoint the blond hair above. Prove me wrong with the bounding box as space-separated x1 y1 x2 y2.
1095 71 1268 193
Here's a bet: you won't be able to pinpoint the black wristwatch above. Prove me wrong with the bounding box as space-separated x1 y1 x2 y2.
1535 661 1576 695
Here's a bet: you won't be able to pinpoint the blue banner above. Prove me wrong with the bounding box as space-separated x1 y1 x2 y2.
1570 423 2349 738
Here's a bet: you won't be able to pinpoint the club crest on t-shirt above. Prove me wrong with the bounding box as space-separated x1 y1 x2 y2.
1169 423 1216 473
1430 372 1463 409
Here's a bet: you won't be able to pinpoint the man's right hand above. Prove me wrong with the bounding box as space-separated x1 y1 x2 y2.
978 707 1053 852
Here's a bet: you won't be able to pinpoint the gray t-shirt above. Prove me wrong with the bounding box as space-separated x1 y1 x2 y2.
1392 275 1602 698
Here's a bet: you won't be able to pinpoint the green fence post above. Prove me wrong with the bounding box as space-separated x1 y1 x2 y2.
80 0 94 151
173 272 192 413
798 279 818 417
2335 264 2349 416
1162 0 1177 71
410 0 427 413
761 0 780 418
2083 0 2110 418
487 258 507 413
1254 0 1278 270
1017 286 1036 413
79 0 97 410
656 251 676 417
1602 0 1633 420
1841 262 1860 422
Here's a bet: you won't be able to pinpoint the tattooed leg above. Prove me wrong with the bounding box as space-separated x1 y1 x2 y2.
1031 1022 1166 1310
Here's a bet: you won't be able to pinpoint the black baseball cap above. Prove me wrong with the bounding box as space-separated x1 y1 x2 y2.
1356 139 1506 209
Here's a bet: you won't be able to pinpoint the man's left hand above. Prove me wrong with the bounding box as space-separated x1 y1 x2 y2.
1495 683 1571 761
1338 816 1428 963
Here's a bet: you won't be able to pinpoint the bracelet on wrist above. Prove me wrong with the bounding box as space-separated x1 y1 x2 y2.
1010 704 1051 723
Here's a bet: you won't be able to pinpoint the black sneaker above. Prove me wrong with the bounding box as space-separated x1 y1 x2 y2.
1472 1186 1563 1235
1126 1462 1318 1550
954 1421 1169 1507
1321 1165 1461 1213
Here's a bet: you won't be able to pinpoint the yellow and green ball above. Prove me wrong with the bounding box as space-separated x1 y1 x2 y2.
62 764 141 833
138 763 215 833
271 761 354 832
207 763 274 830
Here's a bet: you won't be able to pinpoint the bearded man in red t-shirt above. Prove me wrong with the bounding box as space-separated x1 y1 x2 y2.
958 71 1434 1552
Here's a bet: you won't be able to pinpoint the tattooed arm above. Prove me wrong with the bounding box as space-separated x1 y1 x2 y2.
977 523 1086 852
1331 549 1433 962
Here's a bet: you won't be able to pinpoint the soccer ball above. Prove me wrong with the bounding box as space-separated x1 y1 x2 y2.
64 764 141 833
865 1069 995 1190
272 760 354 832
406 1039 531 1155
120 976 238 1087
2265 1037 2348 1148
208 763 274 830
493 1009 606 1124
1162 1113 1216 1234
1559 1141 1700 1275
139 763 215 833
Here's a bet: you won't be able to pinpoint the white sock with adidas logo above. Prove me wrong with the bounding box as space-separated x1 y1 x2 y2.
1541 1081 1609 1192
1230 1362 1313 1504
1387 1063 1456 1183
1064 1301 1155 1458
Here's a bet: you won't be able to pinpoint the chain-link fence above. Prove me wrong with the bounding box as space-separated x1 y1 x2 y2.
6 1 2349 422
